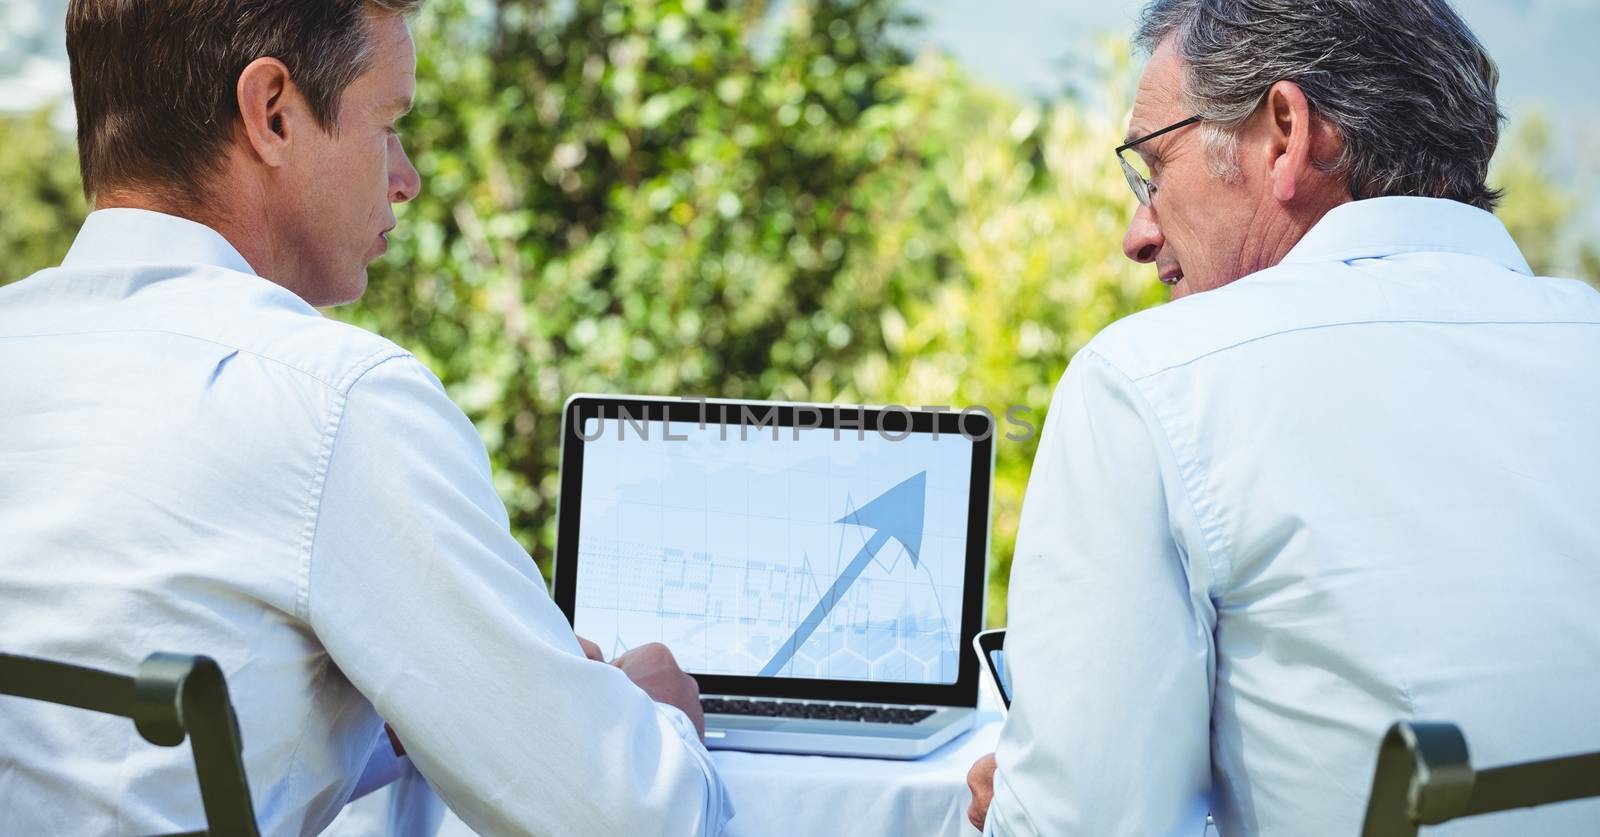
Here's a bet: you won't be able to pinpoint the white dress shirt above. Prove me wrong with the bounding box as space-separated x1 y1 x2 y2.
987 197 1600 836
0 208 732 836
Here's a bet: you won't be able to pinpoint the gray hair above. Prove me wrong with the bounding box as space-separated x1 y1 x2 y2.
1136 0 1504 211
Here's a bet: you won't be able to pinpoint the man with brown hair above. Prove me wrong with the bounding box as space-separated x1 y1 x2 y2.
0 2 731 834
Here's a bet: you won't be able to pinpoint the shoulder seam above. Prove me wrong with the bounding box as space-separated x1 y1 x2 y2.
1080 348 1232 591
1125 318 1600 383
295 351 415 623
0 327 408 393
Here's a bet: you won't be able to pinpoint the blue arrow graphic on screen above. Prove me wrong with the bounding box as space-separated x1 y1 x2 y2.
759 471 927 677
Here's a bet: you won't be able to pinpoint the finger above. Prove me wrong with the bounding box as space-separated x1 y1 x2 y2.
967 753 994 786
576 635 604 662
966 754 996 831
638 641 678 667
686 698 706 740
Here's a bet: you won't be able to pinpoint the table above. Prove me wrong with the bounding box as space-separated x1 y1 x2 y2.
709 711 1000 837
325 705 1004 837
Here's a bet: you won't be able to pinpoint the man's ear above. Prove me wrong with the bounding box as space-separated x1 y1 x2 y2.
236 57 298 167
1262 79 1315 204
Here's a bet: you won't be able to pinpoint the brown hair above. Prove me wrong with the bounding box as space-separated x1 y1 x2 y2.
66 0 423 203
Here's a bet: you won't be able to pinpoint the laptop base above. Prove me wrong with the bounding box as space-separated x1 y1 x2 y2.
703 706 975 759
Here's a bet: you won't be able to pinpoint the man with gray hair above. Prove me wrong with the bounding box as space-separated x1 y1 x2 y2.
966 0 1600 833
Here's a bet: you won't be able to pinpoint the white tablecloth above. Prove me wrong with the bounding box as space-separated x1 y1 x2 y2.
325 706 1004 837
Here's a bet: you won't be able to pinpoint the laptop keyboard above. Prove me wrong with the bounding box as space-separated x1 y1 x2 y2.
701 698 936 725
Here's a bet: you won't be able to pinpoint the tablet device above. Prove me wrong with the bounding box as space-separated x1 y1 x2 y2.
972 628 1010 712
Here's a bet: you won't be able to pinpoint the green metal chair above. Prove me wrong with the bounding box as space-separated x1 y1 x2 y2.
0 651 260 837
1360 720 1600 836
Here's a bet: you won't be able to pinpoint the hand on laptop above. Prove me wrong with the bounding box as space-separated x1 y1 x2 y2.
576 635 605 662
612 642 706 741
967 752 997 831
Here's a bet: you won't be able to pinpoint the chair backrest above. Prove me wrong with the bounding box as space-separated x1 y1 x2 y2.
1360 720 1600 837
0 651 259 837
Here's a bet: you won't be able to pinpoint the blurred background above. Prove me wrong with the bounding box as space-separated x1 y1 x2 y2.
3 0 1595 624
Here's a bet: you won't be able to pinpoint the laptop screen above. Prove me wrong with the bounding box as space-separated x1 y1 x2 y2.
555 397 992 706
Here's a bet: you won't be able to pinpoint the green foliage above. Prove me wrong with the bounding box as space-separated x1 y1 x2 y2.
340 0 1165 624
0 107 87 280
1493 116 1566 272
1491 112 1600 288
1 3 1595 627
843 46 1170 622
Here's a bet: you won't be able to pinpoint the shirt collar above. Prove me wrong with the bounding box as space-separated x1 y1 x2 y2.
61 208 258 276
1280 196 1533 276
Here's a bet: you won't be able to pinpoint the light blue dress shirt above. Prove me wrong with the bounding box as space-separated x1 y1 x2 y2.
987 197 1600 836
0 208 732 836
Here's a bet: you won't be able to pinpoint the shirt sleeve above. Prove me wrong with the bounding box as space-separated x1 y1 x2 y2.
306 355 732 836
349 729 408 800
986 349 1215 836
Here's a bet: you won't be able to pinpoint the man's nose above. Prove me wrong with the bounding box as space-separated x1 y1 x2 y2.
390 138 421 204
1122 203 1163 264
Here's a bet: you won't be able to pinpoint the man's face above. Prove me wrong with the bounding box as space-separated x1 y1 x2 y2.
1121 40 1270 300
282 12 420 306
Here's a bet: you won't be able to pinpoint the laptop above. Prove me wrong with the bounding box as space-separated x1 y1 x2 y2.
553 395 994 759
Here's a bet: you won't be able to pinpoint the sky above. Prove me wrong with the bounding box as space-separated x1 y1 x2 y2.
3 0 1595 230
904 0 1598 232
909 0 1599 115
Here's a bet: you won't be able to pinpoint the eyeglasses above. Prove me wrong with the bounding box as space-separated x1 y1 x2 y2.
1114 114 1201 208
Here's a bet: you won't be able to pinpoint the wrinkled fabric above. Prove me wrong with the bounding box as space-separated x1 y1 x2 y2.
0 208 732 837
987 197 1600 836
